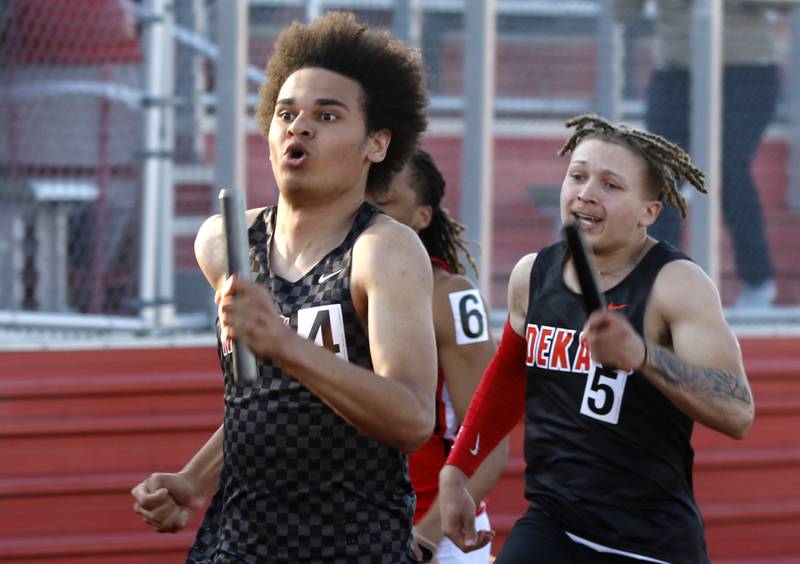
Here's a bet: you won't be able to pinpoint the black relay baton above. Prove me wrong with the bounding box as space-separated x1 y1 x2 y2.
219 189 257 384
564 222 606 315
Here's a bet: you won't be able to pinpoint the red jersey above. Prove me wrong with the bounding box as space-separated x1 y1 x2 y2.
409 258 486 523
409 365 453 522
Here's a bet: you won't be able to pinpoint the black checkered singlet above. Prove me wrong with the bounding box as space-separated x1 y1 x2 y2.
188 202 417 563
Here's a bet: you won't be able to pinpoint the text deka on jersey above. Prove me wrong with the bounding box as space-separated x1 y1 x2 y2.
526 323 632 425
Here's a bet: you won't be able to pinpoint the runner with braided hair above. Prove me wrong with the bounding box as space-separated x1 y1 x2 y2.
439 115 753 563
407 150 480 276
559 113 706 218
371 149 508 563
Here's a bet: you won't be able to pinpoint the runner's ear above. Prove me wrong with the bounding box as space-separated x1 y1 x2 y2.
367 129 391 164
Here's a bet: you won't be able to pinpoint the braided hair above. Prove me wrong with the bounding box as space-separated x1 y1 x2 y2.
409 150 479 276
559 114 706 218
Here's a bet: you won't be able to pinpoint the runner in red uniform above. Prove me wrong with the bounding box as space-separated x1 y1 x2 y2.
372 149 508 563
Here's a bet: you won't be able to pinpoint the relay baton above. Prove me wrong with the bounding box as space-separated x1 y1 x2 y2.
563 222 606 315
219 189 257 384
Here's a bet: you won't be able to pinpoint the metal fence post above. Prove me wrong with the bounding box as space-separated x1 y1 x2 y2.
214 1 248 224
460 0 496 306
789 6 800 211
594 0 622 121
689 0 722 284
140 0 170 327
392 0 422 49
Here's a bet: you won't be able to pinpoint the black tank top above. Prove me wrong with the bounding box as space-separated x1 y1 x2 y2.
189 202 417 563
523 240 708 563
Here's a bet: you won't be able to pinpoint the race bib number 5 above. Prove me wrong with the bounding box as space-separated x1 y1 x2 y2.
580 360 631 425
449 289 489 345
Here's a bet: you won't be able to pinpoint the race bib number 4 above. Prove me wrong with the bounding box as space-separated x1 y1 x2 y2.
449 289 489 345
297 304 349 361
580 360 630 425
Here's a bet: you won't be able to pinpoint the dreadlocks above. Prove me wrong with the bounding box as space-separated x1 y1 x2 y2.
559 114 706 218
410 150 479 276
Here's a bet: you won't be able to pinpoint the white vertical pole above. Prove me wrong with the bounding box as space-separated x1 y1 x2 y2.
594 0 622 121
460 0 496 306
214 2 248 208
392 0 423 49
140 0 168 327
306 0 322 23
11 216 25 308
689 0 722 284
157 2 176 326
788 6 800 211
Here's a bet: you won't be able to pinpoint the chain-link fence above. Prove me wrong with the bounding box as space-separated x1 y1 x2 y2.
2 0 799 344
0 1 144 324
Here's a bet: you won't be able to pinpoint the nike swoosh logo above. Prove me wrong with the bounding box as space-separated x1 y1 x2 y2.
318 268 345 284
470 434 480 456
608 303 630 311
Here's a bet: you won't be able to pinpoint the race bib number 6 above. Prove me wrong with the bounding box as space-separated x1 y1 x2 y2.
449 289 489 345
580 360 630 425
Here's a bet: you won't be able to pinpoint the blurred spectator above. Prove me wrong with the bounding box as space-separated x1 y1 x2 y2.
614 0 780 307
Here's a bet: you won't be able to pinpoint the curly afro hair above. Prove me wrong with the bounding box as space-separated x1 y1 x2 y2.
256 11 428 192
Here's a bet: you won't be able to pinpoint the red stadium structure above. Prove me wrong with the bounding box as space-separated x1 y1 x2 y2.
1 338 799 563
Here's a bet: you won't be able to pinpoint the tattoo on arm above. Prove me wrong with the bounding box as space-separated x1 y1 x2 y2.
647 345 752 405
